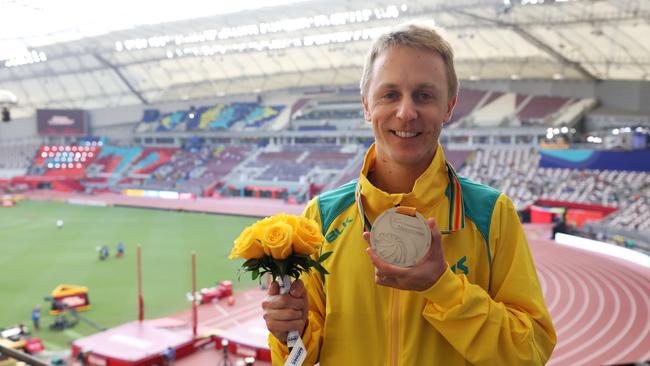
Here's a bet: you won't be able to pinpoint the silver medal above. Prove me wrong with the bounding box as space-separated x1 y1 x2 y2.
370 207 431 267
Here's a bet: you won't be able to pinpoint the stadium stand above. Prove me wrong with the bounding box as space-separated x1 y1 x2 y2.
0 141 40 174
448 89 487 125
238 144 359 184
135 102 284 133
291 97 365 131
460 148 650 207
464 92 516 128
29 144 100 177
516 95 573 124
606 195 650 233
458 147 650 252
142 144 252 195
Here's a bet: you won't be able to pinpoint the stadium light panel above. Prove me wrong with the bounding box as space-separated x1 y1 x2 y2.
116 5 404 55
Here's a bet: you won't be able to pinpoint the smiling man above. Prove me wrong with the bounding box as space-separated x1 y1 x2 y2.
263 23 556 365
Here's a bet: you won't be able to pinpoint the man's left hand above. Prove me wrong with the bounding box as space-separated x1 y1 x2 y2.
364 218 447 291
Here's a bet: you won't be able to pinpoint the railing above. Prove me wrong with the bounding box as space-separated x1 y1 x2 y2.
0 344 49 366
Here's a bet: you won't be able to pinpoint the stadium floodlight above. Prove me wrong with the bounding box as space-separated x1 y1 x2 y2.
115 4 404 53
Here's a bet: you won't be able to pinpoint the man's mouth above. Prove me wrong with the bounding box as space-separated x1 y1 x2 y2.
391 130 420 138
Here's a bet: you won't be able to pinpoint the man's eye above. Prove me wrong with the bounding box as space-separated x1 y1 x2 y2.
416 92 433 100
382 92 398 100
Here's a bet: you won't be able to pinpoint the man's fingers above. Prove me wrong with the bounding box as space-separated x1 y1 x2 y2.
366 247 384 269
268 280 280 296
289 279 306 299
427 218 442 242
366 247 403 276
362 231 371 244
268 318 307 340
263 295 305 311
262 280 308 344
263 308 304 322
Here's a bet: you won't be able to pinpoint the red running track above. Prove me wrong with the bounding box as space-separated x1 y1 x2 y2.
526 225 650 365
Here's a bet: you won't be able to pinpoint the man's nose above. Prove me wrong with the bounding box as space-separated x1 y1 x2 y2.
396 97 417 121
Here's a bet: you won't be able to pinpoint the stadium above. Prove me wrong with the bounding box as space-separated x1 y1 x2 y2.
0 0 649 365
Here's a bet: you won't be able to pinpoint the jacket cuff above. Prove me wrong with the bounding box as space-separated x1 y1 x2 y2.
268 318 316 358
419 266 464 311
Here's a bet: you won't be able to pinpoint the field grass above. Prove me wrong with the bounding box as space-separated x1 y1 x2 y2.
0 200 259 351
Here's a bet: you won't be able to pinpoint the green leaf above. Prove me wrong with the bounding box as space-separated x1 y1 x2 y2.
243 258 260 267
318 251 333 262
236 251 333 285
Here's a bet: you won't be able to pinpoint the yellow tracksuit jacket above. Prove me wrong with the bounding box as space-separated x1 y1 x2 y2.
269 144 556 365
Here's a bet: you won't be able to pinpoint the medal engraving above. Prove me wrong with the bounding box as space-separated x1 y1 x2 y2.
371 207 431 267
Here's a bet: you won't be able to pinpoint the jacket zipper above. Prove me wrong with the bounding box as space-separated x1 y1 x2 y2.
390 288 400 366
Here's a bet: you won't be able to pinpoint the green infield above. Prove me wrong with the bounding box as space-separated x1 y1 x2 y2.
0 200 259 351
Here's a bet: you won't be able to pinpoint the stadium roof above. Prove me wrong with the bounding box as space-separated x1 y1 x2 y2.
1 0 649 118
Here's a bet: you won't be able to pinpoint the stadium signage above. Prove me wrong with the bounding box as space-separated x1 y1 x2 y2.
47 115 75 126
37 109 87 136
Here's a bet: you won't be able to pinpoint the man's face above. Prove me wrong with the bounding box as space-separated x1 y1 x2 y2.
362 45 456 170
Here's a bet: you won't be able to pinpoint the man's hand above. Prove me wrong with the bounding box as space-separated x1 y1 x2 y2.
262 279 308 343
364 218 447 291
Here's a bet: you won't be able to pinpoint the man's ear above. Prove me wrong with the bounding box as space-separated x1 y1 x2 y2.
444 94 458 123
362 95 371 122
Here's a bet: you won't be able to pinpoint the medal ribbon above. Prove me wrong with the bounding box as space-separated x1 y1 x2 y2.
445 161 465 233
356 161 465 234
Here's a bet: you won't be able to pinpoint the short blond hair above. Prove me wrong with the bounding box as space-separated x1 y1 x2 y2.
360 23 458 102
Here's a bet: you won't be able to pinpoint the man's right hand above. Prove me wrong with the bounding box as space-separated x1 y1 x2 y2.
262 279 308 343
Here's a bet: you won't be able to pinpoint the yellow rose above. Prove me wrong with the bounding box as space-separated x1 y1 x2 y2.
261 213 286 226
292 217 324 255
260 221 293 259
229 226 265 259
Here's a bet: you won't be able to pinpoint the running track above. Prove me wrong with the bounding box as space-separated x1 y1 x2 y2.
526 225 650 365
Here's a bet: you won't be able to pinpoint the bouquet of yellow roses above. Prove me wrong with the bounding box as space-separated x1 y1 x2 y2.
230 213 329 365
229 213 331 283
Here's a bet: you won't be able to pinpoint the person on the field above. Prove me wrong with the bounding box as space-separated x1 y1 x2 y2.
116 242 125 258
99 245 109 260
31 305 41 331
162 346 175 365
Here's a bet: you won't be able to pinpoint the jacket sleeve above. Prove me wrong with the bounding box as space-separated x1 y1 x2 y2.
268 198 326 365
420 194 557 365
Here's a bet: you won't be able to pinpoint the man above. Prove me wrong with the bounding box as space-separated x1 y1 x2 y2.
262 24 556 365
116 242 125 258
31 305 41 331
99 245 109 260
162 346 175 366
